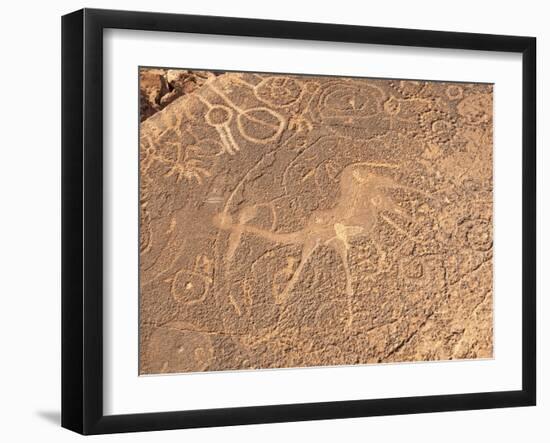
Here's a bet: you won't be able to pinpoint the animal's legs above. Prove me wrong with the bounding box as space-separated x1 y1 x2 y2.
330 238 355 327
226 206 258 261
331 239 354 297
275 238 319 305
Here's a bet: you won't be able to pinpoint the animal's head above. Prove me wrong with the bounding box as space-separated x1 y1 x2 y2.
338 163 403 194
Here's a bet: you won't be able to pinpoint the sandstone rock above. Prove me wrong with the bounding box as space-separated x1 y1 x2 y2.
139 70 493 374
140 68 220 121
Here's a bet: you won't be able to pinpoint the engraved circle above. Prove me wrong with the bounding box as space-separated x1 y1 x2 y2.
205 105 232 126
255 77 302 107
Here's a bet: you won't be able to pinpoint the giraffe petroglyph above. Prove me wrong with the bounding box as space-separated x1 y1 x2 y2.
214 162 430 305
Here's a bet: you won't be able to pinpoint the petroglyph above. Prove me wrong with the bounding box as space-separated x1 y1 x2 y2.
198 81 287 155
139 69 494 374
213 163 428 305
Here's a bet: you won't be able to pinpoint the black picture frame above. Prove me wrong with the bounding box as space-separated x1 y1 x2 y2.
61 8 536 435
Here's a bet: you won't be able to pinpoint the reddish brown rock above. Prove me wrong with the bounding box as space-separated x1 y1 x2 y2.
139 68 220 122
139 70 493 374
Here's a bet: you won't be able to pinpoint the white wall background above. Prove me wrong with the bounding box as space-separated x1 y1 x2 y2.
0 0 545 441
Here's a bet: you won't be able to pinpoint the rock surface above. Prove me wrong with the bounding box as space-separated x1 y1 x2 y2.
139 68 220 121
139 70 493 374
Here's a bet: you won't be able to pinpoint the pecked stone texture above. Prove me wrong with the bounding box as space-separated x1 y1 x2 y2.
139 70 493 374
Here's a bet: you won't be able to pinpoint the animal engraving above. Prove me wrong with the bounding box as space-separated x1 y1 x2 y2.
139 69 494 374
214 163 428 303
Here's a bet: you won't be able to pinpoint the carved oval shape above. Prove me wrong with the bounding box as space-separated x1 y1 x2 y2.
237 107 285 143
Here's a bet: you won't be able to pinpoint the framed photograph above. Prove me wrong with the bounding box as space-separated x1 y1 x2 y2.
61 8 536 435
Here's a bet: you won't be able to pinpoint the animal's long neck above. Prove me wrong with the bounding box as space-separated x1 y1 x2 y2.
239 224 302 245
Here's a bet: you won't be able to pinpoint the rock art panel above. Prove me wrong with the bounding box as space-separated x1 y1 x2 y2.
139 70 493 374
